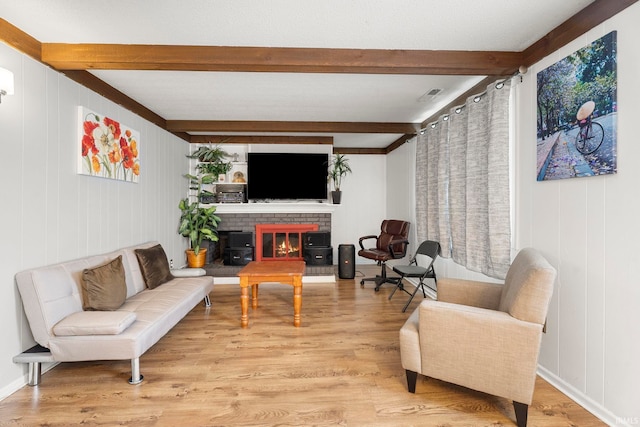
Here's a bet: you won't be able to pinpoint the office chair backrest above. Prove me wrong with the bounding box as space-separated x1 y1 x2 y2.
499 247 556 325
378 220 410 256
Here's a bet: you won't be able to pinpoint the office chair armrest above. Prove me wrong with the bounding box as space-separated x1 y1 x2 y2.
358 235 378 250
388 238 409 258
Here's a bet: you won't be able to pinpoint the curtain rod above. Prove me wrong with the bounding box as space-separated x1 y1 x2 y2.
419 66 528 133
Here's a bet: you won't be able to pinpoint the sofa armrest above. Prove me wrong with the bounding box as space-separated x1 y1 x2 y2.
436 277 503 310
418 300 542 404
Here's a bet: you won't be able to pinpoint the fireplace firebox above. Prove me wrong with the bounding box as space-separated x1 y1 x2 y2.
255 224 319 261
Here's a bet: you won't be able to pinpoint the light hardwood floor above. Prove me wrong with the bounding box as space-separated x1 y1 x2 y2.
1 266 605 426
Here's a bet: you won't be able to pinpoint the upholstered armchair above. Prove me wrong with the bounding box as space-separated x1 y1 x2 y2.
399 248 556 427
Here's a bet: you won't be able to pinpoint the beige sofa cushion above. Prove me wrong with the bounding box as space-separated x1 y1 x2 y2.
81 256 127 311
53 311 136 336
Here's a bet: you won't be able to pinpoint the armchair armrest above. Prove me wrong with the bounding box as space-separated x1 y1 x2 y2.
436 278 503 310
418 300 542 404
358 235 378 250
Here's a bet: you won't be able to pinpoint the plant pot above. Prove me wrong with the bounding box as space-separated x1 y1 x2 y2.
186 248 207 268
331 190 342 204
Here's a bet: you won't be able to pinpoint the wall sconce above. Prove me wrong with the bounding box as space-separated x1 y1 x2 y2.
0 67 15 103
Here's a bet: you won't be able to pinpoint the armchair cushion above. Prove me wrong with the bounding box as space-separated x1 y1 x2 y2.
417 299 543 404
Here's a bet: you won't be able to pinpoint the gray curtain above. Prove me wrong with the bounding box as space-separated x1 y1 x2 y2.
415 79 511 279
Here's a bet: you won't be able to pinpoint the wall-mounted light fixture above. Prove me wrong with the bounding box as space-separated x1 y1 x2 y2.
0 67 15 103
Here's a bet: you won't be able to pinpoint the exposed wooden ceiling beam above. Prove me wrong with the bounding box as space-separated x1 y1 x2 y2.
42 44 522 76
62 70 169 131
333 147 386 155
167 120 418 134
189 135 333 145
522 0 638 66
0 18 41 61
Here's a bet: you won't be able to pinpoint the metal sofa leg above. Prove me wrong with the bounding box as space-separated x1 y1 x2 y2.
28 362 42 386
406 370 418 393
128 358 144 385
513 401 528 427
204 294 211 307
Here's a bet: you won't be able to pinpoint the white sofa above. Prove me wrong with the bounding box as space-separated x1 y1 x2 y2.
14 241 213 385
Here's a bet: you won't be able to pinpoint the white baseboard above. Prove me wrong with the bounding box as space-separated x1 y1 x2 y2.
537 365 627 426
0 362 58 401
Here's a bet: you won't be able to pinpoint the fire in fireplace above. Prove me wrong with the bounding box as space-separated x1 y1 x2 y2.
255 224 319 261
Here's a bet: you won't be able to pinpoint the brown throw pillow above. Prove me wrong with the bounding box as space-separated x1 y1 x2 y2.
82 256 127 311
135 244 174 289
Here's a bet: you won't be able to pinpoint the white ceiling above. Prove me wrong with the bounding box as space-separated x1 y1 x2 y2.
0 0 595 149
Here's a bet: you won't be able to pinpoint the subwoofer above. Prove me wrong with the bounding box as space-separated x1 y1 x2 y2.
304 246 333 265
338 244 355 279
228 232 253 248
303 231 331 248
223 247 254 266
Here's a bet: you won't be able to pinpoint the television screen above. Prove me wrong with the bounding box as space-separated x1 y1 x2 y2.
247 153 329 201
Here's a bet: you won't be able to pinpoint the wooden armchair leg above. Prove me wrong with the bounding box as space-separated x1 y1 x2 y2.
513 401 528 427
405 370 418 393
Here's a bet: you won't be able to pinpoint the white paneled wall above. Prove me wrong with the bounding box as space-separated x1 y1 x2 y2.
0 43 190 397
516 6 640 425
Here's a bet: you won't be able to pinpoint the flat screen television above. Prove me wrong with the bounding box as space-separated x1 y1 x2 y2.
247 152 329 201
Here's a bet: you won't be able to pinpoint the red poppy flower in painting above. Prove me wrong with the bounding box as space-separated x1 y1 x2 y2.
104 117 122 141
81 121 100 156
79 107 140 182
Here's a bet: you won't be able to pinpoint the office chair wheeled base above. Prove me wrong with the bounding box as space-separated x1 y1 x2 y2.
360 263 401 291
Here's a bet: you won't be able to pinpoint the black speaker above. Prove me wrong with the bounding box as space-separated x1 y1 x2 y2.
338 244 355 279
304 246 333 265
228 232 253 248
223 247 254 266
303 231 331 248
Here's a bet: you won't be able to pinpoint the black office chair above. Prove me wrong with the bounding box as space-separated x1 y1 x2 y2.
388 240 440 312
358 220 410 291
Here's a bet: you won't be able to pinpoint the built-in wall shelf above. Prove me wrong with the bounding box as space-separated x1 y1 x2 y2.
207 202 336 214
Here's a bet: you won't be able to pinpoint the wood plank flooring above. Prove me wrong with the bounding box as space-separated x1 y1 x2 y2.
0 266 606 426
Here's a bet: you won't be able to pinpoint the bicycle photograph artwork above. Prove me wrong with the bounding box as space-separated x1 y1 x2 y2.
575 100 604 155
536 31 617 181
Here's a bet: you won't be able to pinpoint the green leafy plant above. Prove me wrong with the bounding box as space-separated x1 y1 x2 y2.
178 150 223 255
329 154 352 191
187 144 232 179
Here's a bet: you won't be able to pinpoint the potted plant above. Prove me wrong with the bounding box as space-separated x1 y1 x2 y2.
329 154 352 204
178 161 222 268
187 143 232 181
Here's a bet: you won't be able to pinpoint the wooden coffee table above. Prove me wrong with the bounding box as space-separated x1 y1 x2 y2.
237 261 306 328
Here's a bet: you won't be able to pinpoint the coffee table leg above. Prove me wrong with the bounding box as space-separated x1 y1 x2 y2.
252 284 259 309
240 282 249 328
293 282 302 327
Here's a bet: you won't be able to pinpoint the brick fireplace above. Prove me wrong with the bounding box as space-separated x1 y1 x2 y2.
206 210 334 276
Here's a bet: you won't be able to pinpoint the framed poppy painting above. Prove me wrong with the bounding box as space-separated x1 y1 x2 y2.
78 107 140 182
